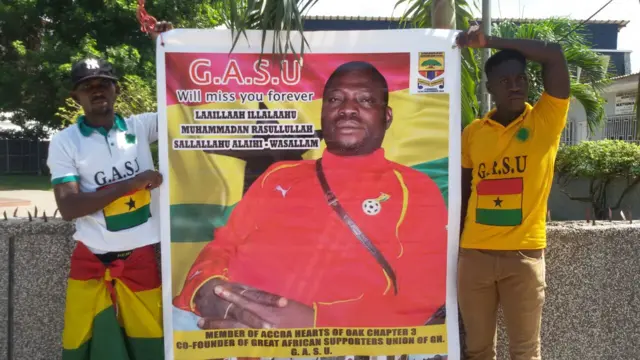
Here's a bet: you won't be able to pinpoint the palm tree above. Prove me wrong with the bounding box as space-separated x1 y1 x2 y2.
491 18 610 133
216 3 611 135
218 0 481 126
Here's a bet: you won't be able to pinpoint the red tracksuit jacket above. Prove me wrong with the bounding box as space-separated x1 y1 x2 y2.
173 148 448 327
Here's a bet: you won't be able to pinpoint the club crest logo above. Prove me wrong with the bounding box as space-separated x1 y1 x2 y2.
417 52 445 93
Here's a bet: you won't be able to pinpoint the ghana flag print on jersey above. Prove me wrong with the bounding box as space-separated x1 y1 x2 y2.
98 184 151 231
157 29 461 360
476 178 524 226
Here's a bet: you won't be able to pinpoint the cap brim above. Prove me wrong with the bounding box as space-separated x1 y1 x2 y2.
73 75 119 88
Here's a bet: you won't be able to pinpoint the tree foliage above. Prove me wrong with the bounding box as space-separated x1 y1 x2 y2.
218 0 482 126
492 18 610 132
0 0 223 133
217 0 320 62
555 140 640 219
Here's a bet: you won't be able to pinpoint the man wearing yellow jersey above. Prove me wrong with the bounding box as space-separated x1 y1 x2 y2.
456 26 570 360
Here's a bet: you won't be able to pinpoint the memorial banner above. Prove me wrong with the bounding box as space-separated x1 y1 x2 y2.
157 28 462 360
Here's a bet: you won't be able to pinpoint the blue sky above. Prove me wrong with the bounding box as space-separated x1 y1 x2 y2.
306 0 640 73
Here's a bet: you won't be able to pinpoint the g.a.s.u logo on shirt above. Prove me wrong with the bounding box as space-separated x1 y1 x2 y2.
477 155 528 179
94 158 141 186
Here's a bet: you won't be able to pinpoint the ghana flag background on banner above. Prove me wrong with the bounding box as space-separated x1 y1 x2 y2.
156 29 462 360
98 184 151 231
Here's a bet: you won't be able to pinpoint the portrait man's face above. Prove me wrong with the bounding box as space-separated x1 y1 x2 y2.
321 67 392 156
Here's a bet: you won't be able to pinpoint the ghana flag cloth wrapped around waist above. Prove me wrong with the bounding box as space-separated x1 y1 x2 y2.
98 184 151 232
475 178 523 226
61 242 163 360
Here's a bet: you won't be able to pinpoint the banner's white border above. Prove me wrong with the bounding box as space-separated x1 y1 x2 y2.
157 28 462 360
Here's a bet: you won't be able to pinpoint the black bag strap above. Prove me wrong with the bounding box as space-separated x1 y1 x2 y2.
315 159 398 295
424 304 447 325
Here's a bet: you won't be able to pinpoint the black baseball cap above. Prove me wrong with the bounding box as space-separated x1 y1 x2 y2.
70 57 118 88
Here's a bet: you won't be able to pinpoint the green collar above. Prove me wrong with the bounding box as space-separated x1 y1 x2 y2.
77 114 127 137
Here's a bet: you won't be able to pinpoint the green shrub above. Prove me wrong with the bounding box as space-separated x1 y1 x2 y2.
555 140 640 219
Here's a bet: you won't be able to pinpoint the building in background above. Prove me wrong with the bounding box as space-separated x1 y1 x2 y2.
476 18 632 76
303 16 632 76
568 71 639 144
303 15 636 146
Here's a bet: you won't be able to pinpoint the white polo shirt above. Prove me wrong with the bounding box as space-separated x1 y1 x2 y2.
46 113 160 253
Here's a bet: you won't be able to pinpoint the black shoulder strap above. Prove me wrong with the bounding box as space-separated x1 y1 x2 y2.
315 159 398 295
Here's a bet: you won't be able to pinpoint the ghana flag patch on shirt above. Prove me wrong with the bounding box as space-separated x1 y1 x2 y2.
475 178 523 226
98 185 151 231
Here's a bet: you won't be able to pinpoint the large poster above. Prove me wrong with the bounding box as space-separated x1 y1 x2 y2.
157 28 461 360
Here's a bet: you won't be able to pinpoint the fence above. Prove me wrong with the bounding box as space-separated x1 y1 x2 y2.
560 118 577 145
602 114 639 142
1 220 639 360
0 140 49 175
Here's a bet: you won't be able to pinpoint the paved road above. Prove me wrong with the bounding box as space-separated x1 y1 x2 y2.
0 190 58 219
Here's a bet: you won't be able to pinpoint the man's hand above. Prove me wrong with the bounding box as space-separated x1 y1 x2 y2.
193 277 238 319
129 170 163 191
195 281 314 329
455 25 488 49
194 278 280 329
150 21 173 43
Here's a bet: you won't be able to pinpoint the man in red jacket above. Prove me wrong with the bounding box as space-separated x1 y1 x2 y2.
173 61 448 329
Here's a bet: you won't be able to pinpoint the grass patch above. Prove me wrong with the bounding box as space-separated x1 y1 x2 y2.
0 175 52 191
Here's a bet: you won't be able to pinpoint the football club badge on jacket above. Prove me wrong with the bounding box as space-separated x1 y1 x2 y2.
362 193 391 216
417 52 445 93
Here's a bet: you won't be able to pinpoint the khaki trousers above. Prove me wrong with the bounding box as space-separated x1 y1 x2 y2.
457 248 546 360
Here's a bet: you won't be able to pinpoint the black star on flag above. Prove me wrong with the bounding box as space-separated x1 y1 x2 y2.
203 102 323 194
493 197 503 207
126 197 136 210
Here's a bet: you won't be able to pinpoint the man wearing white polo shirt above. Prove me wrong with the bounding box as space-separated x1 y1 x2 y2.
46 22 172 360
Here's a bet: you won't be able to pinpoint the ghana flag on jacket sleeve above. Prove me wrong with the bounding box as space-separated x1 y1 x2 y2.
98 184 151 231
62 242 163 360
476 178 524 226
163 52 451 297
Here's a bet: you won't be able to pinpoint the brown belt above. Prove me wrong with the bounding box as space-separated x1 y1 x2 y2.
315 159 398 295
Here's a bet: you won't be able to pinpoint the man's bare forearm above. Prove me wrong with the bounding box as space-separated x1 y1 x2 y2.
486 37 562 65
55 180 135 221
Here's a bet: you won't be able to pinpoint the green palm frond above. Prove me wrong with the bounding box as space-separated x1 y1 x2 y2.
219 0 320 64
570 82 606 133
394 0 482 127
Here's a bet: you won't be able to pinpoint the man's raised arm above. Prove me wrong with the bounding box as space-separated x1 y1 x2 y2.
457 26 570 99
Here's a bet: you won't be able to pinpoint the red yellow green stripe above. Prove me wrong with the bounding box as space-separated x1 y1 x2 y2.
476 178 523 226
62 244 163 359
